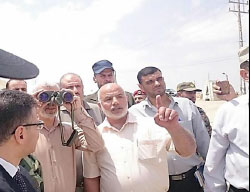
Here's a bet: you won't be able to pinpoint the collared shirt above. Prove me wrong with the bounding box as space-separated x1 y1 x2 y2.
0 158 18 178
84 113 173 192
204 94 249 192
83 100 104 126
129 95 210 175
34 107 104 192
60 100 105 189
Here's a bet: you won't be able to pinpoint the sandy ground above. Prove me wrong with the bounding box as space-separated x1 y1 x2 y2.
196 99 226 126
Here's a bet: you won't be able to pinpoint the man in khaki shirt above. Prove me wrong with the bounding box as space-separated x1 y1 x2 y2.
32 81 104 192
60 73 104 191
84 83 196 192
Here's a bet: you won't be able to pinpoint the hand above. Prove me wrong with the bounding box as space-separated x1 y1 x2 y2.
154 95 179 130
213 82 237 101
62 89 82 112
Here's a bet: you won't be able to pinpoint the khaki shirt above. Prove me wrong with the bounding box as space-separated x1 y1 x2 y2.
85 91 135 108
84 113 173 192
34 107 104 192
60 100 105 191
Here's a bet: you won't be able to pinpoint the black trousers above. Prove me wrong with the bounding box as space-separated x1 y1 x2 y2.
229 185 249 192
168 174 203 192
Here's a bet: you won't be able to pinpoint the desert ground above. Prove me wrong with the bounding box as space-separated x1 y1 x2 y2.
196 99 226 126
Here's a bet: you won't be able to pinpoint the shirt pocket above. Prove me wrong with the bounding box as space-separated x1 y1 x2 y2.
138 139 161 161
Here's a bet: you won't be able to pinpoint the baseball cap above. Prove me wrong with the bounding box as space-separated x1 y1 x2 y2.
177 82 202 92
239 46 249 65
92 60 114 74
133 90 146 97
0 49 39 79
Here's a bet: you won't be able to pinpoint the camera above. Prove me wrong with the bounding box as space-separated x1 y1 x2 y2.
38 90 74 105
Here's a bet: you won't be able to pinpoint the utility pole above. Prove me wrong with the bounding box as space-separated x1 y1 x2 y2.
229 0 249 94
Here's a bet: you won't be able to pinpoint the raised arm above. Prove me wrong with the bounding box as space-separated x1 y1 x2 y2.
154 95 196 157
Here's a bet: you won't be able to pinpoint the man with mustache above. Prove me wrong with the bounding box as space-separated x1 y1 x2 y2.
60 73 104 192
85 60 135 108
130 67 210 192
83 83 196 192
32 81 104 192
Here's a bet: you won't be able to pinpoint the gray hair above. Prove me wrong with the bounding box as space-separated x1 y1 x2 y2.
32 81 60 94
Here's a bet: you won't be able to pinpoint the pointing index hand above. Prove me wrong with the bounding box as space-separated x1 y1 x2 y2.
156 95 163 109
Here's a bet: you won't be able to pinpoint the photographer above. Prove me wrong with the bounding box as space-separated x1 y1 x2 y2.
32 81 104 192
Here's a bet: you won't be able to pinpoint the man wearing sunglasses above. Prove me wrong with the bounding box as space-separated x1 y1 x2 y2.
0 90 42 192
32 81 104 192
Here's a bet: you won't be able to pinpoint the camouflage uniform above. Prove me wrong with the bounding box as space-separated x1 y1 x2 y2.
20 155 44 192
197 106 212 137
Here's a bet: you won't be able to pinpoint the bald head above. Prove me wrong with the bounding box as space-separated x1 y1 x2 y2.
60 73 84 100
98 83 128 120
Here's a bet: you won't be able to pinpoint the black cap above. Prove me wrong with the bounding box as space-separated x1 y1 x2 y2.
0 49 39 80
92 60 114 74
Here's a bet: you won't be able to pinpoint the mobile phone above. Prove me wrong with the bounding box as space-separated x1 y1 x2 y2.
216 81 230 95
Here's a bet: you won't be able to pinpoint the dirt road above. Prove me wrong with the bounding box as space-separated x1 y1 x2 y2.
196 99 226 126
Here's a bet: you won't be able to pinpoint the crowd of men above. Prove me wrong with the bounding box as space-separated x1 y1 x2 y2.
0 46 249 192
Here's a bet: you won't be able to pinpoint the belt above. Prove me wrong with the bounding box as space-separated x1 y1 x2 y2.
230 185 249 192
170 167 197 181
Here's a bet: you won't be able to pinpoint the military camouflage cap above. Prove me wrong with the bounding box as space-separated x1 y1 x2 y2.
239 46 249 65
177 82 202 92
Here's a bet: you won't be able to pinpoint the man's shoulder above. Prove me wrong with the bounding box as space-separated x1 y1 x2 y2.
86 101 100 110
174 96 194 106
85 92 98 103
129 101 147 114
0 166 17 191
219 95 246 111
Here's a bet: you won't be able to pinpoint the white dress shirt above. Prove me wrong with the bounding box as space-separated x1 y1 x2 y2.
204 94 249 192
84 113 173 192
0 158 18 178
130 95 210 175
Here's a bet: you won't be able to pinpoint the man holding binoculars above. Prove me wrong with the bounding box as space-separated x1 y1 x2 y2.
32 81 104 192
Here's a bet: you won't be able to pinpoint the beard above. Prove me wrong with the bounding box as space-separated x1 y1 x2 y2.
101 104 128 120
39 108 58 119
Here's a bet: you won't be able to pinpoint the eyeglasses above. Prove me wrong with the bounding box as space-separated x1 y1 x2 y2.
12 121 44 134
22 121 44 130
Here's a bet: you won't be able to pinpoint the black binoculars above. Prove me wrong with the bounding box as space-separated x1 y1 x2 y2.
37 90 77 147
37 90 74 106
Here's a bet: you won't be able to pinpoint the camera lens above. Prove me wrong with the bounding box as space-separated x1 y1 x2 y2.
38 92 51 103
63 92 73 103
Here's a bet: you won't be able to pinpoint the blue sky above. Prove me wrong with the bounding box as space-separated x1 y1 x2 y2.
0 0 249 94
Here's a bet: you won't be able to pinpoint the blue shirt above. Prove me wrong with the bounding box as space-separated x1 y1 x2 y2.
130 95 210 175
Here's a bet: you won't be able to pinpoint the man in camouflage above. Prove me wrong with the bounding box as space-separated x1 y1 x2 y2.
177 82 212 137
20 155 44 192
6 79 44 191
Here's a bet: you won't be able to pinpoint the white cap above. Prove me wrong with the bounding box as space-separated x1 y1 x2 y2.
239 46 249 65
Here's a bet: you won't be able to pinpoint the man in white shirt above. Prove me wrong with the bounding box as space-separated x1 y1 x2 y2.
204 46 249 192
83 83 196 192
